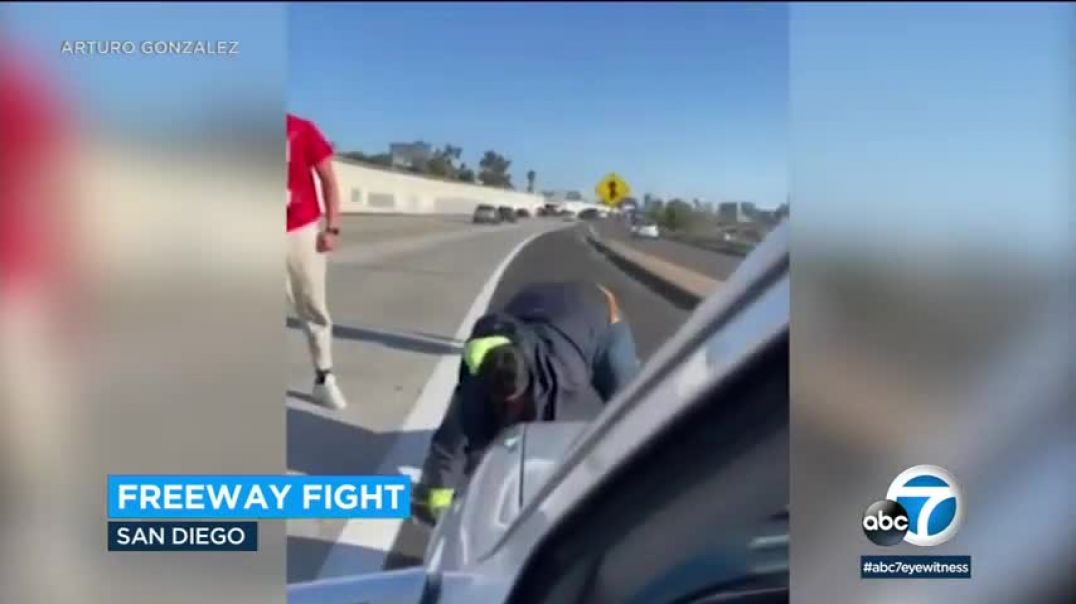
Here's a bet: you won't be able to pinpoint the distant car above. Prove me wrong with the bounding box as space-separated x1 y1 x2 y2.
497 206 517 223
633 222 660 239
473 204 500 224
515 208 531 219
578 208 600 220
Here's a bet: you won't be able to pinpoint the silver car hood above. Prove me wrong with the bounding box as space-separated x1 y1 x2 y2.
287 567 429 604
425 421 588 572
287 422 587 603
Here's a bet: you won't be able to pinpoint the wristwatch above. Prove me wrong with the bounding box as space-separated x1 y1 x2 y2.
324 227 340 236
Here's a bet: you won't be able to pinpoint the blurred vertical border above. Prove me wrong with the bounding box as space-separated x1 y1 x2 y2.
0 3 287 603
790 3 1073 603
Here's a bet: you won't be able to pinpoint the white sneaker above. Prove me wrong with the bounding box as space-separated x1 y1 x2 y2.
311 373 347 410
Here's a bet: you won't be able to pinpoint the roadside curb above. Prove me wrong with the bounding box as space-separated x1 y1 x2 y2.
585 226 719 311
665 233 751 258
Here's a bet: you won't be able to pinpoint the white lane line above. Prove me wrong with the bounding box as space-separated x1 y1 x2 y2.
315 228 550 579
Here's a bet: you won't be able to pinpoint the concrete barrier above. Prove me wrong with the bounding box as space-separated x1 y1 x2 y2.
332 158 546 215
586 227 720 309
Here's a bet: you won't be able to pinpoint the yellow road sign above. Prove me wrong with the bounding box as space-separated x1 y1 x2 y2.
595 173 631 207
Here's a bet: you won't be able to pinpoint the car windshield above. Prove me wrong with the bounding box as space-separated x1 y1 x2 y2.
282 2 788 585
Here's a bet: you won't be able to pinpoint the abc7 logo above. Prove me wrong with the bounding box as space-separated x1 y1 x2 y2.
862 465 962 547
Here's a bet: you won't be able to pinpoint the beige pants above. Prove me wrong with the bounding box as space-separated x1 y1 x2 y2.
286 220 333 371
0 291 86 602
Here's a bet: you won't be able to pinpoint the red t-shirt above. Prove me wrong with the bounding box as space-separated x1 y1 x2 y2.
0 49 65 293
286 113 333 232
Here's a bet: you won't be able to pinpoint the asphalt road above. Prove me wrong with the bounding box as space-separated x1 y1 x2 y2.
286 216 690 582
590 217 744 281
287 216 554 582
383 223 691 570
490 224 690 360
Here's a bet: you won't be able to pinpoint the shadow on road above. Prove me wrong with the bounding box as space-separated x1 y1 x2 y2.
287 407 434 475
286 317 463 355
409 330 464 345
286 389 316 405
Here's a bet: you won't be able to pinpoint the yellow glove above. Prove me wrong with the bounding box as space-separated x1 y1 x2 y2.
428 488 455 518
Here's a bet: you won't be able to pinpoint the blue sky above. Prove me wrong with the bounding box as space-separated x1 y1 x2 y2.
5 2 1065 240
289 3 789 207
4 3 285 134
791 3 1070 257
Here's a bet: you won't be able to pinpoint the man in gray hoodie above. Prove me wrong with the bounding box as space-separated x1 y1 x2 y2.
415 281 641 522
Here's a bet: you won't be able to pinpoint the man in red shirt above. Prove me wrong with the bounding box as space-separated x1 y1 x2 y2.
0 41 88 601
287 113 347 410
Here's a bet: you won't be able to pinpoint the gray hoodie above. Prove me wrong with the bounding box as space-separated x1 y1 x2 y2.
420 281 616 493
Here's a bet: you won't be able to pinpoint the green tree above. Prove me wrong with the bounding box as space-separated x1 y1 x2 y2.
526 170 536 193
478 150 513 188
645 199 665 223
426 156 449 177
458 164 476 183
424 144 462 178
663 198 694 231
776 202 790 220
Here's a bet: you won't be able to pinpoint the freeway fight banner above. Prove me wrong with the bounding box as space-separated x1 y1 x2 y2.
106 475 410 551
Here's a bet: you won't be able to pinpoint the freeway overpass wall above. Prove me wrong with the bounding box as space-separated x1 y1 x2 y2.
333 158 546 215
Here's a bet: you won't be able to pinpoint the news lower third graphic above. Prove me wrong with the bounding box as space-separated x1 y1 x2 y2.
106 475 411 552
860 465 971 579
861 556 972 579
108 521 259 551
